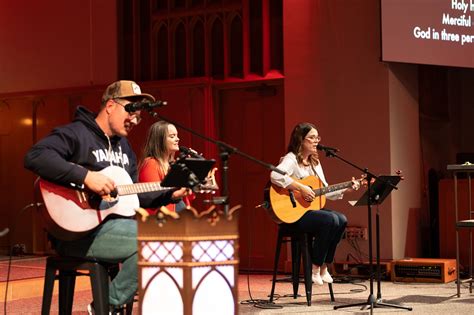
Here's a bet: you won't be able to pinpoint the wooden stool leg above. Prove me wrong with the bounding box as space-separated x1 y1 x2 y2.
301 234 313 306
58 270 76 315
90 263 110 315
291 237 301 299
41 261 56 315
269 230 284 302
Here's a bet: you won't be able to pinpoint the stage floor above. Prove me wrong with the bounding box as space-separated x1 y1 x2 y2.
1 255 473 314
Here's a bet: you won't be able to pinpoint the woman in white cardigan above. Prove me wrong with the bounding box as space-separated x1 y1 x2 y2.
270 122 360 285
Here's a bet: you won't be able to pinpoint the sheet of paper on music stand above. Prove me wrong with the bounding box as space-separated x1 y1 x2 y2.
348 175 401 207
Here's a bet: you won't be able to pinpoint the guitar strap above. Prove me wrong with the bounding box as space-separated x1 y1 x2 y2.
310 163 319 180
288 190 297 207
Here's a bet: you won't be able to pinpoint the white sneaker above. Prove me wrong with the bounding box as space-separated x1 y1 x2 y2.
320 270 334 283
312 271 324 285
87 303 95 315
88 302 122 315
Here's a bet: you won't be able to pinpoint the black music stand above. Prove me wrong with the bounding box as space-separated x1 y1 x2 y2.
334 175 412 313
180 158 216 182
161 158 215 188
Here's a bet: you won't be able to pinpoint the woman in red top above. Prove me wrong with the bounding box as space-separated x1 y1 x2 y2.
139 121 193 213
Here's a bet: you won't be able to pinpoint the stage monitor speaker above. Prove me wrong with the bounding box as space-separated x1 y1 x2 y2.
391 258 456 283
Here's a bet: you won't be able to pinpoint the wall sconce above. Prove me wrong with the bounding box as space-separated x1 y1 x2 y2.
138 205 240 314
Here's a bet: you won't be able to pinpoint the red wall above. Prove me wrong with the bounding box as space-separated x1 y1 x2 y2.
283 0 422 260
283 0 390 246
0 0 426 266
0 1 118 253
0 0 117 93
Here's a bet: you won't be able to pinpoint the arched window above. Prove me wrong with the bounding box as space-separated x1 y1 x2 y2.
118 0 283 81
229 14 243 78
210 17 224 79
155 24 169 80
192 19 205 77
174 22 187 78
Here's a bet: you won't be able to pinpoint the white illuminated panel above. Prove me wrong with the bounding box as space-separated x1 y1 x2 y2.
192 266 211 289
192 240 234 262
216 265 235 287
142 270 183 315
141 241 183 263
141 267 160 289
193 270 234 315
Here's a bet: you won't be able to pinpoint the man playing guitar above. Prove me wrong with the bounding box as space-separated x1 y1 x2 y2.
24 80 188 313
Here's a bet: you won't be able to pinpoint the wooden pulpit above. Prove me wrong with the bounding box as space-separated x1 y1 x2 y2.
137 205 240 315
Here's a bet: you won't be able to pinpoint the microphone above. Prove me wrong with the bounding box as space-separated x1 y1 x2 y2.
124 100 167 112
179 146 204 159
317 144 339 152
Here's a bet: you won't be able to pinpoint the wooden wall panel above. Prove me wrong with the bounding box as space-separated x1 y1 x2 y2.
439 179 473 270
0 87 112 254
0 99 35 254
218 82 285 271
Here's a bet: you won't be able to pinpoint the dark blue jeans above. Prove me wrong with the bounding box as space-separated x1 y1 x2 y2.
285 209 347 266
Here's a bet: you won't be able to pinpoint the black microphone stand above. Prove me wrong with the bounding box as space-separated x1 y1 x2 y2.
317 148 412 313
145 110 286 214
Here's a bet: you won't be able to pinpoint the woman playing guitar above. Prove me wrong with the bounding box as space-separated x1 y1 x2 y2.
270 122 360 285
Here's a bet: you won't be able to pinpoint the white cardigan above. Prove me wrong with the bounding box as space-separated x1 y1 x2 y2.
270 152 344 200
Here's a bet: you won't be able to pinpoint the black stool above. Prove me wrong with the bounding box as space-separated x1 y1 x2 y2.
41 255 132 315
269 225 335 306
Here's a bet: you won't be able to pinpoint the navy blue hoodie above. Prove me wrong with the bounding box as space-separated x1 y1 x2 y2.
24 106 174 208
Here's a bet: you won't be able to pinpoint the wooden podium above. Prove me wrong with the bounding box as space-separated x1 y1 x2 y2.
137 205 240 315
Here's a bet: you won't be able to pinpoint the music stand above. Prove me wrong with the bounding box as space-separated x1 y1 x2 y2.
352 175 401 207
161 159 215 188
180 158 216 182
334 175 412 313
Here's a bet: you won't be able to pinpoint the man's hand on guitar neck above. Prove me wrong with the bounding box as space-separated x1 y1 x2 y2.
84 170 116 196
171 187 191 200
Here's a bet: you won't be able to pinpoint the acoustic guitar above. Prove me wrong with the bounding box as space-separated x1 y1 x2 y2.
264 175 363 224
36 165 217 241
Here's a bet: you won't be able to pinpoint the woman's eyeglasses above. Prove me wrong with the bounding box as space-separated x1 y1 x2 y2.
305 135 321 142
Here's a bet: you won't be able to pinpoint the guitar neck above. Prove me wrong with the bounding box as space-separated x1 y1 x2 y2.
314 181 353 197
116 182 167 196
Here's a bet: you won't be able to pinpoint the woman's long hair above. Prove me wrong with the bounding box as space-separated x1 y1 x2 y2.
287 122 319 166
141 121 174 171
